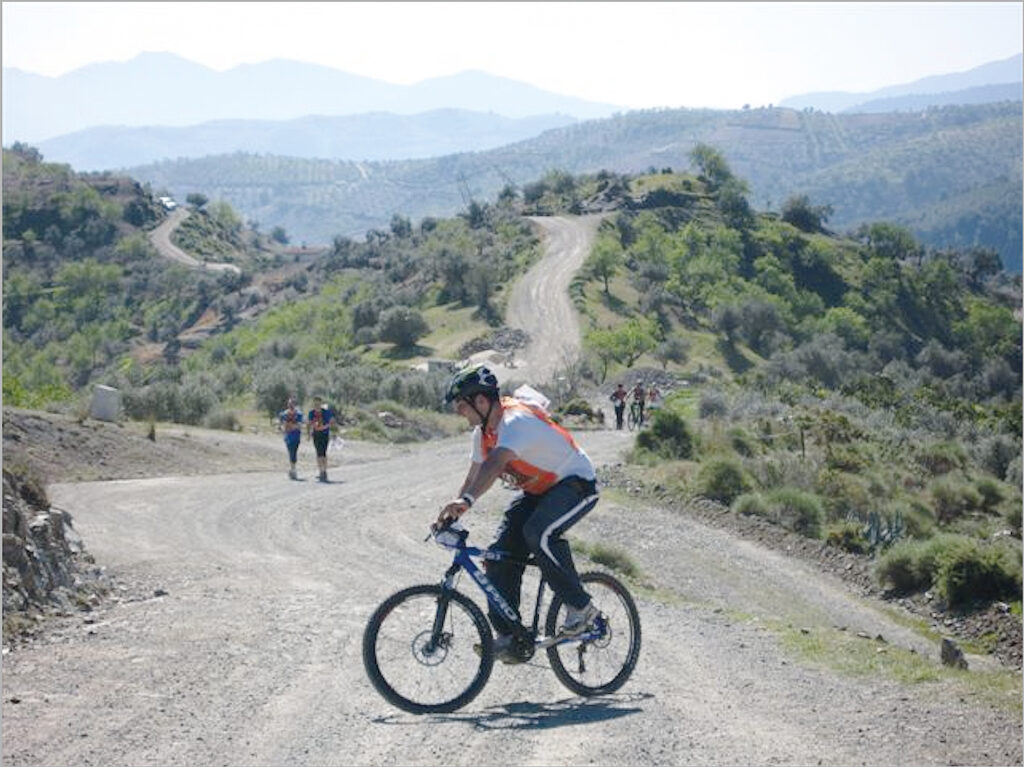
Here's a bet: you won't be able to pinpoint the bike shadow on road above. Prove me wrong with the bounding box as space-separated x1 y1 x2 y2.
372 692 651 730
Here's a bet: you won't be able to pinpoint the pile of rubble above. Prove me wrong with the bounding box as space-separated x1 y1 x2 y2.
457 327 531 359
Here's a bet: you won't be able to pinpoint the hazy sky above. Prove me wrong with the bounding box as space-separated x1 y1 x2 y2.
3 1 1022 109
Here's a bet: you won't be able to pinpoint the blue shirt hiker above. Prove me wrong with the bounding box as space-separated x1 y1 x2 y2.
278 399 303 480
307 402 336 482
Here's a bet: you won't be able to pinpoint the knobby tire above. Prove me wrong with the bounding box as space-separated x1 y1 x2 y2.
363 584 494 714
544 571 641 697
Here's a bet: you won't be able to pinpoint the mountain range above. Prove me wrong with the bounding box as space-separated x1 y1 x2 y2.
778 53 1022 112
1 52 621 143
5 51 1021 169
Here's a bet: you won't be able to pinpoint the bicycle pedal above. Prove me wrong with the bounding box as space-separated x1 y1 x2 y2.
538 630 593 649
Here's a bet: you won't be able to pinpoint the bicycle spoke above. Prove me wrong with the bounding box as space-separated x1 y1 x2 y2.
545 572 641 696
364 586 492 713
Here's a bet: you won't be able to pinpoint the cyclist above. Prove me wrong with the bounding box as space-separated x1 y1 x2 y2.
630 381 646 425
436 363 600 663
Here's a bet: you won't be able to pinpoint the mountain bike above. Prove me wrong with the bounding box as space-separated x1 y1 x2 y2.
362 522 641 714
627 401 644 431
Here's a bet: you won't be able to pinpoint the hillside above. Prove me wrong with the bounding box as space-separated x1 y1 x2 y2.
34 110 580 171
1 145 313 412
124 102 1024 270
846 82 1023 114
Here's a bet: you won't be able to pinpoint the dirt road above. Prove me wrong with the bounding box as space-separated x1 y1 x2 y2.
504 215 602 385
148 209 242 275
3 429 1020 766
2 216 1020 766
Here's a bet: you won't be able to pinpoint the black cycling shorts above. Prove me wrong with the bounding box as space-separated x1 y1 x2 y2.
312 430 330 457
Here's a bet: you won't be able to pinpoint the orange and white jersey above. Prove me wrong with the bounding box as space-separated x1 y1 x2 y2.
471 397 595 495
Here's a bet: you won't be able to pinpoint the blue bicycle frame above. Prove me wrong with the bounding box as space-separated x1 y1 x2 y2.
431 526 605 650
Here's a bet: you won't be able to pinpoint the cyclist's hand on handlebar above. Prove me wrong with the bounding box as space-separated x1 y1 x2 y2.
435 499 470 530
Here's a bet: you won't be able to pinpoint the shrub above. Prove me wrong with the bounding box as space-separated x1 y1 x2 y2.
353 326 378 345
825 444 869 473
893 499 936 539
875 541 930 594
1007 454 1023 489
558 398 600 422
202 409 239 432
727 426 760 457
825 522 869 554
930 478 982 523
253 364 306 417
1005 503 1022 537
781 194 832 233
875 534 1022 609
698 391 729 419
585 542 640 579
260 338 297 360
122 380 218 425
696 457 751 505
654 336 690 369
974 478 1005 513
934 539 1021 609
975 434 1019 480
177 379 220 425
635 409 694 460
747 451 819 494
732 492 769 518
377 306 429 348
765 487 825 538
915 441 966 475
816 469 870 522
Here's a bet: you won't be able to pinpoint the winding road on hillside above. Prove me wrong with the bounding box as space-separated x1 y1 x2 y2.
2 216 1020 767
148 208 242 275
503 215 602 384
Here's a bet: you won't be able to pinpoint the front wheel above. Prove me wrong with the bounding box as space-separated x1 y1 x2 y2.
545 571 641 697
627 407 638 431
363 584 494 714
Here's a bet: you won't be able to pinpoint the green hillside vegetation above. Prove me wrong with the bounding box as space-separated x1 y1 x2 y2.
176 201 542 439
2 145 541 439
126 102 1023 271
569 149 1021 614
1 144 320 411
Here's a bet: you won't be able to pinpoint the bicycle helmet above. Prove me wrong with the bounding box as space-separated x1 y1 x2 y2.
444 363 499 404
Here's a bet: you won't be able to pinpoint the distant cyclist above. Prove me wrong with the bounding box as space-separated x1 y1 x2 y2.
630 381 646 425
435 364 600 663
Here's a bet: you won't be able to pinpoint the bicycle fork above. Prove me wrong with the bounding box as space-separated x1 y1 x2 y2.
425 563 463 653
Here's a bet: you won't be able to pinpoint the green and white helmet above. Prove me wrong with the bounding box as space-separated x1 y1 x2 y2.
444 363 499 404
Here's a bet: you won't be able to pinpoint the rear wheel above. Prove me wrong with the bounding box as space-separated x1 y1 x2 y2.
545 571 641 696
363 584 493 714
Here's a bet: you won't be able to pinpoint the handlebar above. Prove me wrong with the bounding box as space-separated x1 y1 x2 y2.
426 520 469 548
